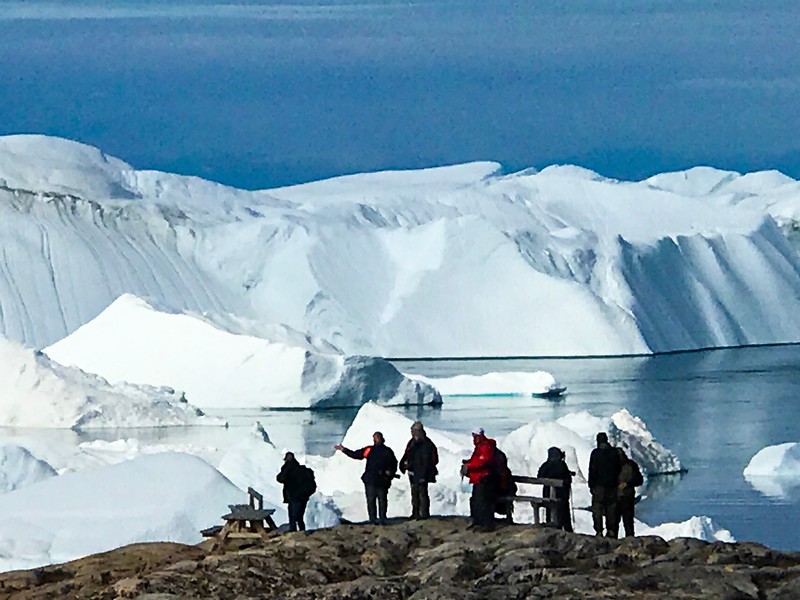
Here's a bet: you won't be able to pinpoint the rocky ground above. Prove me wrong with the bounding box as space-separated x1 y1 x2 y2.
2 517 800 599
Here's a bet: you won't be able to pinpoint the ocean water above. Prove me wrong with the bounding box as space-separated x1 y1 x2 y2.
392 345 800 550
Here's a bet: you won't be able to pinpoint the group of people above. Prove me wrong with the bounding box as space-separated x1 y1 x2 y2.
275 422 643 537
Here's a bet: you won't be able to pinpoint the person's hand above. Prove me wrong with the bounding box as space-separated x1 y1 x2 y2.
334 444 344 451
460 464 468 477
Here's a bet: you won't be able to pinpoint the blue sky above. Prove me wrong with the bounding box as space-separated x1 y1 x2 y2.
1 0 799 189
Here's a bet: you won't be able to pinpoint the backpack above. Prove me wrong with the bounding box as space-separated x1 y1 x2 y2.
630 461 644 487
492 446 517 496
298 465 317 499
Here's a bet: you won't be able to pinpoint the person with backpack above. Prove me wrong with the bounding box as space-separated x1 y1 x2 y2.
399 421 439 520
460 426 497 531
588 432 622 537
335 431 398 525
615 447 644 538
537 446 574 532
276 451 316 532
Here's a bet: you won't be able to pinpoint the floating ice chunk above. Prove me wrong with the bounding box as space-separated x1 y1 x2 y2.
610 409 684 475
744 442 800 478
743 443 800 500
406 371 563 396
638 515 735 543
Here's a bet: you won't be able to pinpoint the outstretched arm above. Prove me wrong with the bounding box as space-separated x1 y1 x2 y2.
334 444 366 460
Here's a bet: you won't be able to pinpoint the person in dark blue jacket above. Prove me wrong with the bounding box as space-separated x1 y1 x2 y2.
335 431 398 525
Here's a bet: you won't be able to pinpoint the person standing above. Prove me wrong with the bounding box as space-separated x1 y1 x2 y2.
335 431 398 525
276 452 316 532
537 446 574 532
399 421 439 520
461 426 497 531
588 432 622 537
615 447 644 538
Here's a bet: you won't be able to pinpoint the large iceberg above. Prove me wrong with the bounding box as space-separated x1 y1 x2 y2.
44 294 441 409
0 336 217 428
4 135 800 357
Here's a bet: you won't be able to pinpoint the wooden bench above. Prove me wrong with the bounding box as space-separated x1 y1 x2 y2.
206 487 278 550
499 476 565 525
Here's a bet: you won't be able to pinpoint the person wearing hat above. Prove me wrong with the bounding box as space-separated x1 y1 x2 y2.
399 421 439 520
588 432 622 537
276 451 316 532
460 426 497 531
537 447 574 532
335 432 398 525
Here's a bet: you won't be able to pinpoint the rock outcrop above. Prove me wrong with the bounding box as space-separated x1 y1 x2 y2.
2 517 799 599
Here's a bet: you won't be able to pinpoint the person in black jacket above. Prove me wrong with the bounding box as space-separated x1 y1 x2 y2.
537 446 574 532
588 432 622 537
276 452 314 532
399 421 439 520
615 447 644 538
335 431 398 525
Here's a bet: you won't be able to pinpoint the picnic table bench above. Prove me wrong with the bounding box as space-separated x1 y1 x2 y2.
202 487 278 550
499 475 566 525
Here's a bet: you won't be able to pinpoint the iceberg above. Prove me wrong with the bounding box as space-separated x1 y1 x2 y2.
743 442 800 500
0 336 218 429
44 295 441 410
405 371 565 396
4 135 800 357
0 453 243 572
0 446 57 493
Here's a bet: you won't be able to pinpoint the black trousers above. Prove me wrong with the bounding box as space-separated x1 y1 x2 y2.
365 483 389 524
545 499 573 532
470 476 496 528
617 494 635 538
287 499 308 532
410 481 430 519
591 485 618 537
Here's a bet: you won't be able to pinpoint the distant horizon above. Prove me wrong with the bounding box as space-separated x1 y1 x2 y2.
2 0 799 190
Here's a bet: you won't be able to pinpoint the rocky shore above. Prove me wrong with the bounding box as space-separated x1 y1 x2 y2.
2 517 799 599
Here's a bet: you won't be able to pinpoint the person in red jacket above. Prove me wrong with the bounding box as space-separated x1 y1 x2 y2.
460 426 497 531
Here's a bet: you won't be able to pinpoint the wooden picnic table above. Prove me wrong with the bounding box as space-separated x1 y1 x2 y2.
202 487 278 550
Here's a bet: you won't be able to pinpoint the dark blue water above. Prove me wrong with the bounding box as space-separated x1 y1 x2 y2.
392 345 800 550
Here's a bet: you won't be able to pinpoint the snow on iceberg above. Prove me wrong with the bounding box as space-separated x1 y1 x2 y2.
743 442 800 499
557 409 683 476
0 446 57 493
5 135 800 357
405 371 564 396
44 295 441 410
0 336 218 429
0 452 243 572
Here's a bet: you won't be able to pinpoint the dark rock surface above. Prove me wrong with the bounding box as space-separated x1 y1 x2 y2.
1 517 799 599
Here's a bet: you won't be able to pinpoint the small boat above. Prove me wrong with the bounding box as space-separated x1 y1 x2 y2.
532 386 567 398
